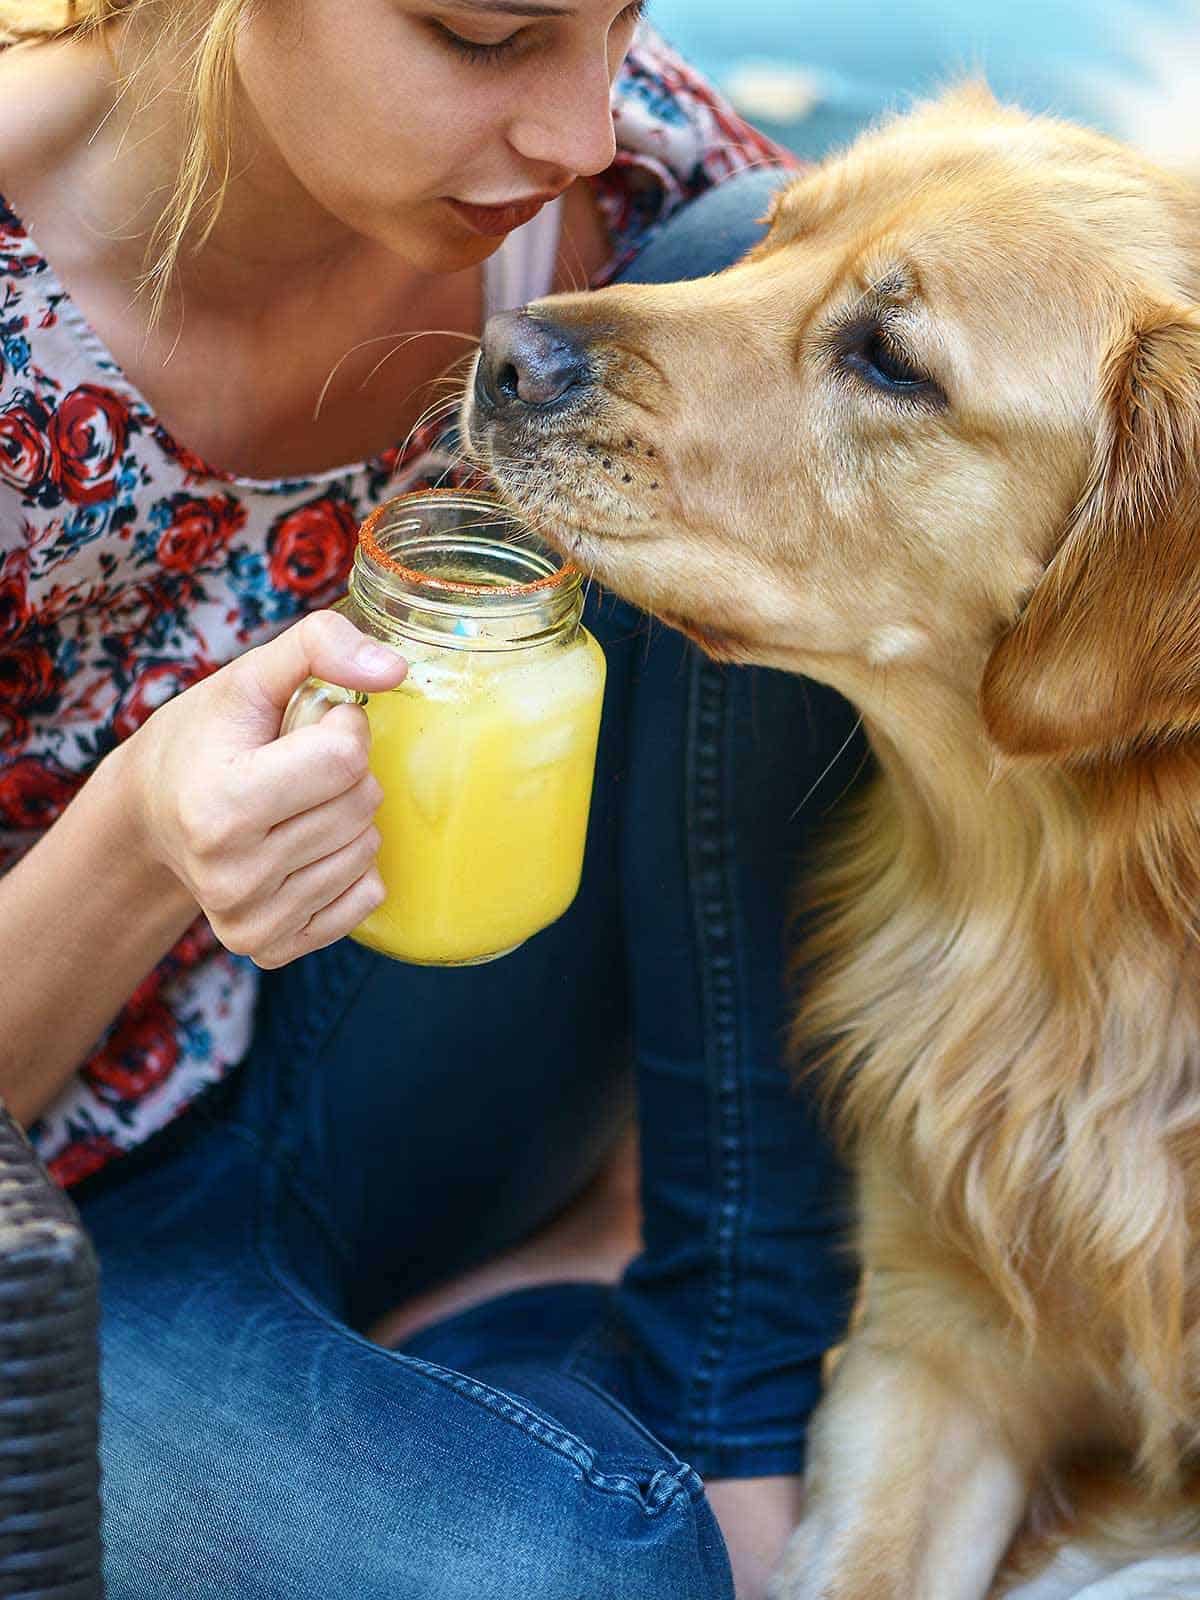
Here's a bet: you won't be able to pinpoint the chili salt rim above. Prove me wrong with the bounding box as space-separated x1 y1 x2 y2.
357 490 577 597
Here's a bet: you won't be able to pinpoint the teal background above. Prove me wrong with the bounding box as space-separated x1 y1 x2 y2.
648 0 1200 161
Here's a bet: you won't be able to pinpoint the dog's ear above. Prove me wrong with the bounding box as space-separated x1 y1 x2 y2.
980 303 1200 760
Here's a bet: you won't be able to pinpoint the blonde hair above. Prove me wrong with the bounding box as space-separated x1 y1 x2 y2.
0 0 250 323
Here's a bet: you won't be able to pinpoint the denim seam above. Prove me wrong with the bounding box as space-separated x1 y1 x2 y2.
682 655 747 1454
552 1356 709 1504
193 1114 357 1292
688 1440 809 1480
251 940 380 1266
275 942 375 1134
251 1158 693 1518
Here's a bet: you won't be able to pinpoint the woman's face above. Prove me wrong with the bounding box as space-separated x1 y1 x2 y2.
235 0 645 271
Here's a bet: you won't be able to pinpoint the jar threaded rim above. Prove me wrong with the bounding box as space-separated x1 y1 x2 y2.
357 489 576 597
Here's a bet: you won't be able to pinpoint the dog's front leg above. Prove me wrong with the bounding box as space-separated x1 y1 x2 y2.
768 1336 1031 1600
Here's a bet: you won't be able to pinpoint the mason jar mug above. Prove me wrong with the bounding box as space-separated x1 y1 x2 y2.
281 490 607 967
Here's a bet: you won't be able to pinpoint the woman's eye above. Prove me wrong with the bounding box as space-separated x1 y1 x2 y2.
433 22 522 63
432 0 645 67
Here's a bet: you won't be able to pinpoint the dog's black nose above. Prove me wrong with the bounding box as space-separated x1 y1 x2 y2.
475 310 590 412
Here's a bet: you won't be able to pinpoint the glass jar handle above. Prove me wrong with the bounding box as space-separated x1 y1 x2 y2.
280 677 368 736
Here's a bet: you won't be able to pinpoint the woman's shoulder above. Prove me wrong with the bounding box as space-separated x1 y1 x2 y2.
614 28 795 172
595 26 796 278
0 35 115 223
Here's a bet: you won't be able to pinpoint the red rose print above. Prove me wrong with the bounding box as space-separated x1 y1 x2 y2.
151 425 221 484
0 756 81 829
169 920 219 970
112 658 214 741
0 401 53 493
125 970 164 1015
83 997 179 1103
267 497 357 599
0 551 31 644
98 580 175 640
47 1135 123 1189
0 213 45 280
0 250 43 281
157 494 246 572
0 640 56 713
49 384 130 506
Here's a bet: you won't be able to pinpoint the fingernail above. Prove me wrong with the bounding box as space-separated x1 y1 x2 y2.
357 641 406 671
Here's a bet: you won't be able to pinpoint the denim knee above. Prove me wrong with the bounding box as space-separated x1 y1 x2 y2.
96 1236 733 1600
407 1395 735 1600
613 163 793 288
417 1356 736 1600
101 1353 733 1600
388 1287 736 1600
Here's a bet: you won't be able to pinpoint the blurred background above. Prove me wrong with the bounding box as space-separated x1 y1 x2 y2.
650 0 1200 169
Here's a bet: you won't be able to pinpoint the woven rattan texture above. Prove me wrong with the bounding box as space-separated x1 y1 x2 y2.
0 1109 102 1599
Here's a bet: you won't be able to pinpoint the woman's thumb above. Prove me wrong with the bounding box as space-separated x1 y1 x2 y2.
227 610 408 726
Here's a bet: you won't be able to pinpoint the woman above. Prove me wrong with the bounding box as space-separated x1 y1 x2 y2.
0 2 862 1595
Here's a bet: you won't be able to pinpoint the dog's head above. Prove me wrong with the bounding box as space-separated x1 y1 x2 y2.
463 85 1200 763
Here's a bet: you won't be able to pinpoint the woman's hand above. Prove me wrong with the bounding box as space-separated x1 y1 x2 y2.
118 609 407 968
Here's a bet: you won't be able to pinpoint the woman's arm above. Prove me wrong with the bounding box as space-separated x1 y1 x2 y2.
0 610 407 1125
0 745 198 1124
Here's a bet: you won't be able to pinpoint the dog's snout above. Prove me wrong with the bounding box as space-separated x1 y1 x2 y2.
475 310 590 413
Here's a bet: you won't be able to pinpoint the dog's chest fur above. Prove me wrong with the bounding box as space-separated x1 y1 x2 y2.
794 754 1200 1481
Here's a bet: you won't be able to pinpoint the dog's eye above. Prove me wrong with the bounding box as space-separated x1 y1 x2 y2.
861 330 927 388
836 320 943 402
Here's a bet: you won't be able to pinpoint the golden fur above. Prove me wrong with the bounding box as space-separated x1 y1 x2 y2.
464 85 1200 1598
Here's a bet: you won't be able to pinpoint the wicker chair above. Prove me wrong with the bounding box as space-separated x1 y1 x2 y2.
0 1106 103 1598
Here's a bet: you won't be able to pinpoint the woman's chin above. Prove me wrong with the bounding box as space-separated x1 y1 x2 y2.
381 208 508 276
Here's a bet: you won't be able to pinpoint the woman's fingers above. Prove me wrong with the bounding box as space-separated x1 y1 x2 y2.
242 702 377 828
255 864 388 970
277 823 383 923
119 610 407 968
223 609 406 739
215 824 384 962
263 769 385 876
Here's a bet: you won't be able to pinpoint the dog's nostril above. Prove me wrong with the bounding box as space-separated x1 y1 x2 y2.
478 308 590 411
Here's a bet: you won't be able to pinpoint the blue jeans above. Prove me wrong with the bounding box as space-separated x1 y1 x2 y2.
74 167 864 1599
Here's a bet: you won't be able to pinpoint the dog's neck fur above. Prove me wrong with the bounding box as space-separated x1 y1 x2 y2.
794 665 1200 1483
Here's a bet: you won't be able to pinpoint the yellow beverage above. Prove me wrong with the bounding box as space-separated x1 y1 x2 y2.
351 628 606 964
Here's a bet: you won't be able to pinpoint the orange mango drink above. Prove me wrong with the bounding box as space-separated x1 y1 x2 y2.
281 490 606 966
352 630 605 964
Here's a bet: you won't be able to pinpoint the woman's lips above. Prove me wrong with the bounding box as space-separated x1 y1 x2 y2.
445 196 550 237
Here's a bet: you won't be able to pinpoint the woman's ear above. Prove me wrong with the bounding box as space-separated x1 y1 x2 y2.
980 303 1200 760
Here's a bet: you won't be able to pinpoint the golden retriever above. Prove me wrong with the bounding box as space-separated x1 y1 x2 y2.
461 84 1200 1599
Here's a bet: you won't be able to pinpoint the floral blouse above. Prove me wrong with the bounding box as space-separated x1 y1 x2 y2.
0 28 792 1187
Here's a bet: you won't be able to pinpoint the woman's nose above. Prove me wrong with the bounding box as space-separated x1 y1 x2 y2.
474 311 591 412
507 58 617 178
